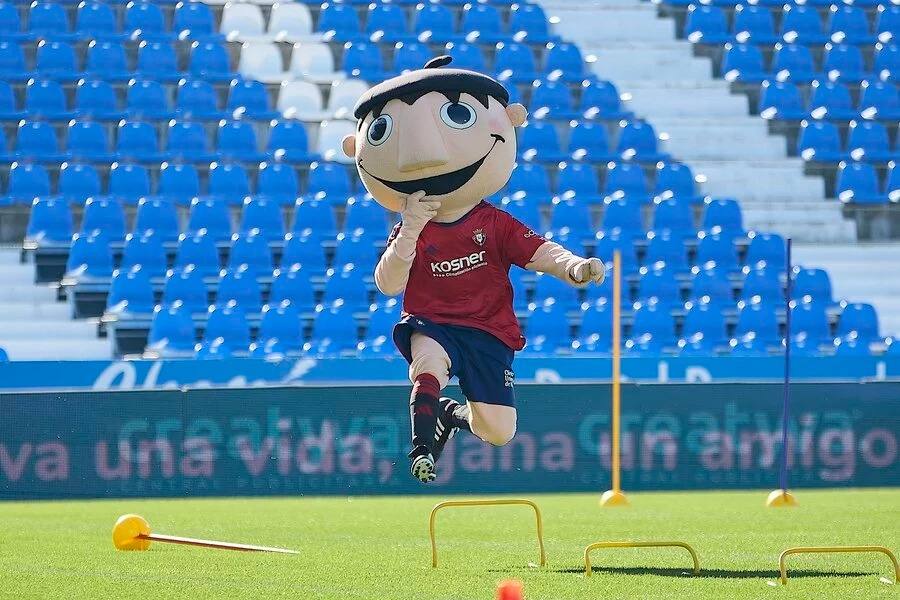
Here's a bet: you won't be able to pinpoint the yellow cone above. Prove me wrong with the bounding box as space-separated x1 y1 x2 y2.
112 514 152 551
766 489 799 508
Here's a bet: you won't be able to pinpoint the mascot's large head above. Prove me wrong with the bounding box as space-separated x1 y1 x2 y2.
342 56 527 215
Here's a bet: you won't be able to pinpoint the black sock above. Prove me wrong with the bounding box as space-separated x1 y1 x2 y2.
409 374 440 454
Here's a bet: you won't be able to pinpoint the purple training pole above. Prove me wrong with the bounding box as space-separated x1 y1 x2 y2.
780 238 793 492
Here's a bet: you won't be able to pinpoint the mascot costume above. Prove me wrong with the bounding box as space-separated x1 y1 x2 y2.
342 57 606 483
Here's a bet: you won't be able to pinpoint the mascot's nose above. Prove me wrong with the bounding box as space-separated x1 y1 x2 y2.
396 104 450 173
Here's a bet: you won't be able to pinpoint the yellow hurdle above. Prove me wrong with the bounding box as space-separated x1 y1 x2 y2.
779 546 899 585
429 499 547 568
583 541 701 577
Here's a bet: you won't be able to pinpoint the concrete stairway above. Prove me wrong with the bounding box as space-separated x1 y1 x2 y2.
540 0 857 243
0 249 111 360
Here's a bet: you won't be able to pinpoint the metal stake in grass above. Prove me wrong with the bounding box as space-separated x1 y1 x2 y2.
767 237 798 508
112 514 299 554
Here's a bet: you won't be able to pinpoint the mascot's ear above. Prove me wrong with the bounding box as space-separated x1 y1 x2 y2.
506 103 527 127
341 134 356 159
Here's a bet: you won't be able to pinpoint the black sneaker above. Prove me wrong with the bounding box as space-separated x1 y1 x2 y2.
432 397 461 462
408 445 435 484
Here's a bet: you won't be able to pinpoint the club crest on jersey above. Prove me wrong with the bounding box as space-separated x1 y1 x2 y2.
472 228 486 246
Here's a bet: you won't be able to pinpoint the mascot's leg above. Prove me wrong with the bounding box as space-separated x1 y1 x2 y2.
407 333 451 482
467 401 517 447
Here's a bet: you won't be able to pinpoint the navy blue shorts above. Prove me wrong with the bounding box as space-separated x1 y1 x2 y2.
393 315 516 407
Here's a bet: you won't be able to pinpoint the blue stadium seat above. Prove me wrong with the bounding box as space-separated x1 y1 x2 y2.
876 5 900 43
412 3 461 43
568 122 614 163
493 42 540 84
746 231 786 267
545 42 584 82
617 120 668 162
147 302 196 355
67 120 113 161
120 230 167 278
838 302 879 342
684 5 730 45
462 3 506 44
529 79 577 120
189 40 232 82
85 40 130 81
109 163 151 206
136 41 181 81
241 197 284 241
508 2 557 44
758 81 806 121
332 231 378 268
305 161 353 203
678 301 727 354
0 3 28 42
887 162 900 202
366 3 409 43
832 336 871 356
216 265 263 312
58 162 101 204
267 120 317 163
317 2 361 41
594 229 640 274
652 198 694 235
217 120 265 163
257 162 300 206
391 41 433 75
309 301 359 354
445 42 487 72
187 197 231 242
730 300 779 354
518 119 567 163
202 301 251 351
603 162 650 204
175 229 220 276
792 268 832 304
0 80 23 120
791 301 830 345
281 232 326 270
627 302 675 355
162 265 209 314
270 264 315 306
549 198 592 237
106 265 155 315
722 43 766 83
35 40 81 81
576 301 613 352
689 262 733 304
323 263 368 305
808 80 856 120
75 79 122 121
257 300 303 352
344 197 387 233
637 261 681 307
525 301 570 353
732 5 778 44
25 79 73 120
172 1 219 41
580 79 630 121
532 272 580 307
135 198 179 242
294 199 337 234
175 79 224 121
644 231 689 274
847 120 893 162
797 120 847 162
15 120 66 163
227 79 280 121
828 5 875 45
364 300 401 348
30 3 75 41
741 264 782 303
125 1 171 42
205 162 250 206
126 79 173 121
780 5 829 45
0 41 29 81
167 120 215 163
836 161 888 204
81 197 125 239
772 43 819 83
858 80 900 120
601 198 643 236
65 231 113 279
116 120 162 163
702 198 743 233
195 338 233 359
823 43 868 83
695 230 739 272
506 162 552 203
556 161 602 204
158 162 201 206
343 41 387 81
1 162 51 205
501 199 541 233
229 229 273 275
25 198 72 245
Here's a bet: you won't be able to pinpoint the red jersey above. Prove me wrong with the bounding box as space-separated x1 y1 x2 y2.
386 201 545 350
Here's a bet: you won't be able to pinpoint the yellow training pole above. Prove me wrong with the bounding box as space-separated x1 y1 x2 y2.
600 251 628 507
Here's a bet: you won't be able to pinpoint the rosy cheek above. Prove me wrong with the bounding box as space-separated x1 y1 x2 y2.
488 117 504 130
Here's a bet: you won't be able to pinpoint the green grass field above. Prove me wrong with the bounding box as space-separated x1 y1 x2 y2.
1 489 898 599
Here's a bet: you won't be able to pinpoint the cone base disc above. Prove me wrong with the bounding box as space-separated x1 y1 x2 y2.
766 489 799 508
599 490 630 507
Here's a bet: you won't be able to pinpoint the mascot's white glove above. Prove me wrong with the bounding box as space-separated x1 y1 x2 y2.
569 257 606 285
398 191 441 238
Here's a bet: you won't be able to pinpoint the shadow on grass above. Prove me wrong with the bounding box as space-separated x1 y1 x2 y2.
550 566 879 579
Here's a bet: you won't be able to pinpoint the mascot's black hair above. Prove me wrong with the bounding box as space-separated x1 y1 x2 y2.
353 56 510 123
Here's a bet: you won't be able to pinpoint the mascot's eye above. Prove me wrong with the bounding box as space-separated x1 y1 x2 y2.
367 115 393 146
440 102 477 129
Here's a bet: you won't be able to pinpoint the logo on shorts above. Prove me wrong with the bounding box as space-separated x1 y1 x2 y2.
504 369 515 388
472 228 486 246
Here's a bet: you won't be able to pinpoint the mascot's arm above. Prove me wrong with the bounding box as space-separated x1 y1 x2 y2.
525 241 605 288
374 191 440 296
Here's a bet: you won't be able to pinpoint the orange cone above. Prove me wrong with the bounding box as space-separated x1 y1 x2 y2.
496 579 524 600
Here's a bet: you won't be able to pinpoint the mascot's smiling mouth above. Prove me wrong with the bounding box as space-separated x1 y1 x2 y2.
358 134 505 196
